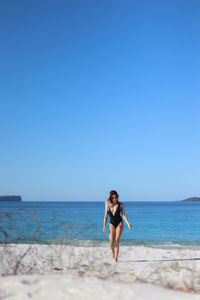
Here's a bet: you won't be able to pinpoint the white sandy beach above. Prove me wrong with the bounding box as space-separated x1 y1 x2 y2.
0 244 200 299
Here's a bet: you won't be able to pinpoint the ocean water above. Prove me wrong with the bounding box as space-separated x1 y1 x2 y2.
0 201 200 246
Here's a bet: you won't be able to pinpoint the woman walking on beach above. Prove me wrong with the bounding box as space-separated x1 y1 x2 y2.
103 190 132 262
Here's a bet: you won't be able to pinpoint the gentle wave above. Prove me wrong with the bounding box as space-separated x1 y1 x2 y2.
2 238 200 248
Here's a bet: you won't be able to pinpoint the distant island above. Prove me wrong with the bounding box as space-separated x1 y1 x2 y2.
0 195 22 202
180 197 200 202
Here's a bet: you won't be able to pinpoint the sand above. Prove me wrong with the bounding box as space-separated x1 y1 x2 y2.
0 244 200 299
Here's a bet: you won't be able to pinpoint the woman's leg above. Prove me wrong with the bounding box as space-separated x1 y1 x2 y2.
109 223 116 259
115 221 123 261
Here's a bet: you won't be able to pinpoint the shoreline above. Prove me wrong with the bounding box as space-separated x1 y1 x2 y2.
1 241 200 250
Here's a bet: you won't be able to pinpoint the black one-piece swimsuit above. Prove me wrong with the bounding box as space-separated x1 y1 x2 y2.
108 202 122 228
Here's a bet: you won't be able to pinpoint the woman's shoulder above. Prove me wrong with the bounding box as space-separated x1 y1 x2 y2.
105 201 110 209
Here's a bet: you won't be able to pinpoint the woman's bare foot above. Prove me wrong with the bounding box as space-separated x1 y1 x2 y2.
114 257 118 262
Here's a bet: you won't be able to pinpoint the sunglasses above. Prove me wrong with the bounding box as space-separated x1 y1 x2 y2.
111 196 118 199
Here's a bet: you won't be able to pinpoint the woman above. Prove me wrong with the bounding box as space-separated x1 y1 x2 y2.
103 190 132 262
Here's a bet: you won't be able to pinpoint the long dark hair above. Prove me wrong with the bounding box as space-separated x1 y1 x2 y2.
106 190 119 205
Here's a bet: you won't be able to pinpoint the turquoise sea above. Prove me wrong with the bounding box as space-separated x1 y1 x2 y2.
0 201 200 246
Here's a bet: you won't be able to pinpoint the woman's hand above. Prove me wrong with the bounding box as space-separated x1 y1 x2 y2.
103 226 106 232
128 224 132 230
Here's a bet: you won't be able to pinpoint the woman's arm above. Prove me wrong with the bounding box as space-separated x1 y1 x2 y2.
120 203 132 229
103 203 108 232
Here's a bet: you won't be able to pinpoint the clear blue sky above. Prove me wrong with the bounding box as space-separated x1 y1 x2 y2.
0 0 200 201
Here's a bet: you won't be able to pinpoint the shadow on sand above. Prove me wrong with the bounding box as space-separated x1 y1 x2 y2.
121 258 200 263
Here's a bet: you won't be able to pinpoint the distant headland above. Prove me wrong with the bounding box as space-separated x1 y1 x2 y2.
0 195 22 202
180 197 200 202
